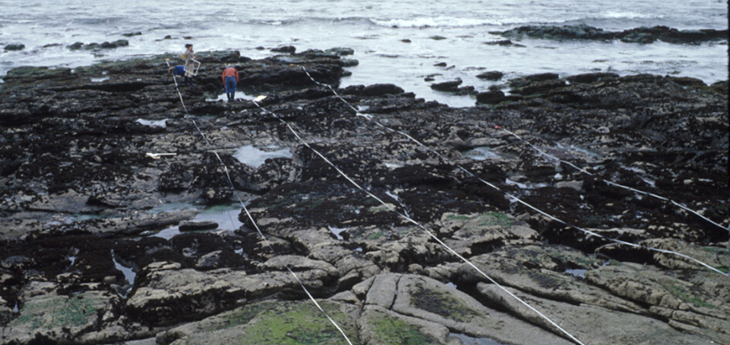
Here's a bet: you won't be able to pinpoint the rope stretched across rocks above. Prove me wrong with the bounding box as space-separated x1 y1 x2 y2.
301 66 729 278
496 127 730 234
164 60 355 345
251 98 588 345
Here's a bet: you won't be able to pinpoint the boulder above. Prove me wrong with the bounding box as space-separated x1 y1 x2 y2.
475 89 505 104
341 83 405 96
179 220 219 231
360 274 573 344
4 44 25 51
477 283 721 344
430 79 463 92
270 45 296 53
4 282 118 344
125 261 319 325
476 71 504 80
564 72 619 84
157 299 361 345
325 47 355 56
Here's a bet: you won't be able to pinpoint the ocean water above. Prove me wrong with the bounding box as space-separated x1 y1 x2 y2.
0 0 727 107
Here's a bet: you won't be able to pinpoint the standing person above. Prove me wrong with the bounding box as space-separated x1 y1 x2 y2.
182 43 196 85
221 64 239 102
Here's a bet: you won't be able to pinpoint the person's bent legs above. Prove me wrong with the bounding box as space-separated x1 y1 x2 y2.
184 65 195 85
225 76 237 102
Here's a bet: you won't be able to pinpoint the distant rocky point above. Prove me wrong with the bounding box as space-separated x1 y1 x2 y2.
492 24 729 44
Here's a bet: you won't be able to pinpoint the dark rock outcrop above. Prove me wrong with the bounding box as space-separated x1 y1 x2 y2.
475 89 505 104
476 71 504 81
68 40 130 50
430 79 463 92
4 44 25 51
484 39 526 47
270 45 296 53
493 24 729 44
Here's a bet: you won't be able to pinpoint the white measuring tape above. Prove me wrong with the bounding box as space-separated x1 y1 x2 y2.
163 60 354 345
251 97 588 345
497 126 730 234
300 67 729 278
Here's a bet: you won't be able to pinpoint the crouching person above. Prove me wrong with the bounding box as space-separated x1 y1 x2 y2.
222 64 239 102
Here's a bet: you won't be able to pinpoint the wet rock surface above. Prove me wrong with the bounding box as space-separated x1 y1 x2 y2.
0 48 728 344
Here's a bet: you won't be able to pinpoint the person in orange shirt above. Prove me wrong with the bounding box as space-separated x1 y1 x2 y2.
221 64 239 102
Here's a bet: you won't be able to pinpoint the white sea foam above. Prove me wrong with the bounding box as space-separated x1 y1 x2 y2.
600 11 664 20
206 92 256 102
372 16 498 28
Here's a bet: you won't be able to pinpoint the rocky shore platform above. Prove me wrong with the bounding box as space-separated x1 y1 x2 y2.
0 48 728 345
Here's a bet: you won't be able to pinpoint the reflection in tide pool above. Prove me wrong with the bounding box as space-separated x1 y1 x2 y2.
152 227 181 240
463 147 500 160
149 203 243 239
564 268 588 278
111 250 136 286
195 203 244 231
234 145 292 168
328 226 347 240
